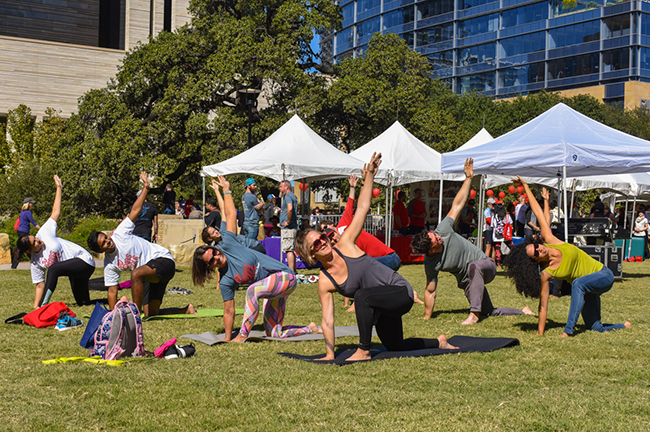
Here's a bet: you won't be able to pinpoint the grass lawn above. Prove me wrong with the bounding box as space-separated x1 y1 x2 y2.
1 260 649 431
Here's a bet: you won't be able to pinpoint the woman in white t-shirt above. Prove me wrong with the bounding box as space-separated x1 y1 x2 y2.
15 175 95 308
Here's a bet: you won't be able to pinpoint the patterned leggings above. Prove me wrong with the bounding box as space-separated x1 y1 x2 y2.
238 271 312 338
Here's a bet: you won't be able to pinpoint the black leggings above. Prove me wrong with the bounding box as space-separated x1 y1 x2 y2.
353 285 439 351
42 258 94 306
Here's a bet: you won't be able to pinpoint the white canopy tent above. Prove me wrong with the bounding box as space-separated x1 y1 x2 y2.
200 114 364 226
201 114 364 181
442 103 650 240
349 121 462 245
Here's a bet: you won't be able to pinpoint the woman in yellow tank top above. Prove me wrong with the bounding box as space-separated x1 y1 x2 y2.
503 177 630 337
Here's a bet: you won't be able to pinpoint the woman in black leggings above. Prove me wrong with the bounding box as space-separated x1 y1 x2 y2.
295 153 457 361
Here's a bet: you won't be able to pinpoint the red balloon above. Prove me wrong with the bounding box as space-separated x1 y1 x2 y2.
508 185 515 194
498 191 506 199
486 189 494 197
470 190 476 199
517 185 524 194
298 182 308 191
372 188 381 198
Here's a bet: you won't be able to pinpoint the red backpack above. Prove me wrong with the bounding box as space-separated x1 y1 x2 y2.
24 302 76 328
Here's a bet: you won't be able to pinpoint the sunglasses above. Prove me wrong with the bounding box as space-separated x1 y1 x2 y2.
312 233 329 252
207 249 219 267
533 243 541 258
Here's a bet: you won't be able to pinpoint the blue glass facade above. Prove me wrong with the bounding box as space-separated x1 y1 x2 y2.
322 0 650 97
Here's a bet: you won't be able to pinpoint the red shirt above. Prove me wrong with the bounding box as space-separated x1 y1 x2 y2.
338 198 395 258
409 199 426 227
393 200 409 230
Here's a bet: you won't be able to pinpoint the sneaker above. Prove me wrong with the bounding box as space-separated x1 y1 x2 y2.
55 314 83 331
163 344 195 359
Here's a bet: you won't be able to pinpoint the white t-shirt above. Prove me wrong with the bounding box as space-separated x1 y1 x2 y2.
633 217 648 237
31 218 95 284
104 218 174 286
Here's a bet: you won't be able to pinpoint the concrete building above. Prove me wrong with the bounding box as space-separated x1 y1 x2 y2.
0 0 192 121
322 0 650 109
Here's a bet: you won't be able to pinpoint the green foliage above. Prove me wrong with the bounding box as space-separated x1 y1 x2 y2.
59 215 119 248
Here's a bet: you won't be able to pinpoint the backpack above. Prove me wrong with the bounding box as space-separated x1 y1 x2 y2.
24 302 75 328
13 217 20 231
90 297 146 360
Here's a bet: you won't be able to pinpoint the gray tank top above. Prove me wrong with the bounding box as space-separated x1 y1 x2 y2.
321 248 413 299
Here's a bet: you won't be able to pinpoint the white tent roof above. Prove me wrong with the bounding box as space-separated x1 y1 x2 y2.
455 128 494 152
201 115 364 181
441 103 650 177
349 121 459 186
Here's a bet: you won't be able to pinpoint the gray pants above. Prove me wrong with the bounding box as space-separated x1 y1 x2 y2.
463 258 524 316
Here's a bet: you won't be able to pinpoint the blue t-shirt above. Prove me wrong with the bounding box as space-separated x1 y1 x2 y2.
18 210 38 233
217 229 291 301
280 191 298 229
242 192 259 224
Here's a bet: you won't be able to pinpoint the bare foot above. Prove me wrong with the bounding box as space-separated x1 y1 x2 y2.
346 348 371 361
560 332 571 338
346 304 356 313
231 334 247 343
522 306 535 315
343 298 350 308
624 321 632 329
413 291 424 305
437 335 459 350
186 304 199 315
461 312 479 325
308 322 323 334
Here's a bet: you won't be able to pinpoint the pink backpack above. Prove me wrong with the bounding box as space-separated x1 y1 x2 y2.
90 297 146 360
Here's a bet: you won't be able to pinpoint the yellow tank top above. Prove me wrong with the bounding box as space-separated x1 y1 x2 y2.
544 243 604 283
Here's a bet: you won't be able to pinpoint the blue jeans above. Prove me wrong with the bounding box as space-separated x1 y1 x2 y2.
374 252 401 272
564 266 625 334
241 222 259 240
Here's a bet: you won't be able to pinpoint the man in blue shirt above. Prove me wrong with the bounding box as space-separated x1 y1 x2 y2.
279 180 298 271
241 178 264 240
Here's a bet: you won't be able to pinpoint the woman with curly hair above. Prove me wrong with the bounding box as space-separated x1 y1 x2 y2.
294 153 457 362
503 178 631 337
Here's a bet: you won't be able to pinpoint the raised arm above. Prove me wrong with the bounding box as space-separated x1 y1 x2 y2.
50 175 63 222
541 187 551 226
340 153 381 246
128 172 150 222
215 176 237 234
446 158 474 222
210 180 226 218
348 174 358 200
514 177 561 244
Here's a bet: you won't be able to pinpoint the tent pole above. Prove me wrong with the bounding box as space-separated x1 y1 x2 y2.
438 179 443 225
385 182 390 246
628 196 636 258
387 177 393 247
201 173 206 231
569 180 576 218
477 176 485 250
624 198 629 229
563 166 569 242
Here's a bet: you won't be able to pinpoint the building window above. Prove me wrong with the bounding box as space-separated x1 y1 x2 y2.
342 3 355 22
457 43 497 67
458 71 496 93
501 3 548 29
457 14 499 38
552 0 604 18
383 7 415 30
603 14 631 39
548 20 600 49
603 48 630 71
356 17 380 44
429 51 454 72
417 24 454 46
357 0 381 14
458 0 496 11
547 52 599 80
164 0 172 32
499 32 546 58
336 27 354 52
400 32 415 48
417 0 455 20
499 62 545 88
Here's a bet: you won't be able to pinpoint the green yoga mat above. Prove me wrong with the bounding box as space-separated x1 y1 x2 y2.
143 308 245 321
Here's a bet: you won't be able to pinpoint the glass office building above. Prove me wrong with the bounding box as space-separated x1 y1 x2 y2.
322 0 650 105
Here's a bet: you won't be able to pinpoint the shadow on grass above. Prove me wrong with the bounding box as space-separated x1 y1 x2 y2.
427 309 469 319
616 273 650 279
513 319 565 332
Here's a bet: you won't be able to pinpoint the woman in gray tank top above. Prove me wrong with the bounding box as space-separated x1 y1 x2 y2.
295 153 458 361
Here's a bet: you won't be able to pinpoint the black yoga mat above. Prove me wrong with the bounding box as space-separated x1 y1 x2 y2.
278 336 520 365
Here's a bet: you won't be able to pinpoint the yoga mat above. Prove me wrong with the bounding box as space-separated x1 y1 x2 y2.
181 325 375 345
143 308 244 321
278 336 520 365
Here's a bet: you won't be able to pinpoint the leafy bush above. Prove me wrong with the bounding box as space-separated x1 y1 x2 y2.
60 215 119 248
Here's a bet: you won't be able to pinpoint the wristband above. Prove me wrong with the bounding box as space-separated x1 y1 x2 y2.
223 191 232 195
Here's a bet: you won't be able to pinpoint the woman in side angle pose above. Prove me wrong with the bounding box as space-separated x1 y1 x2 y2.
192 177 320 342
295 153 457 361
15 175 95 308
503 179 631 337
